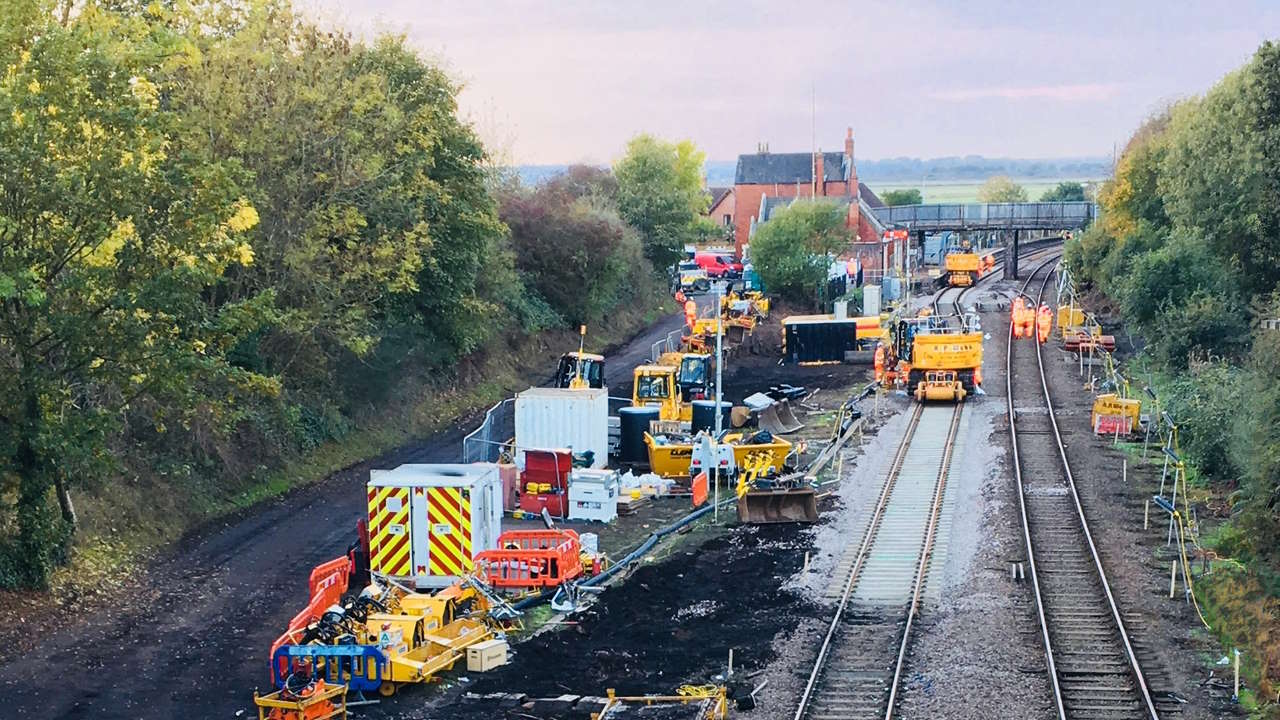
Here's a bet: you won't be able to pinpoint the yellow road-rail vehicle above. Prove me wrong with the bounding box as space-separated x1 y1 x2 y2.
943 245 996 287
883 311 984 402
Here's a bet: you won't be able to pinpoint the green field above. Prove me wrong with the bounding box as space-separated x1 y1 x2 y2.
869 178 1104 204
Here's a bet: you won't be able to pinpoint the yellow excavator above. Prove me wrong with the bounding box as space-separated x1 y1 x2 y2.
554 325 605 389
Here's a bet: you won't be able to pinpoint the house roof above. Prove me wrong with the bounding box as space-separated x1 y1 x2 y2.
735 151 848 185
859 182 884 209
707 186 732 209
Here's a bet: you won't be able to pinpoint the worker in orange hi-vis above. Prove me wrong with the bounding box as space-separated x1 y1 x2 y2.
1011 297 1027 338
684 299 697 328
1021 302 1036 339
1036 303 1053 344
873 342 886 384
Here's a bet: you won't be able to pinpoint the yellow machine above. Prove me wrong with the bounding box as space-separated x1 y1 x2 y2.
254 682 347 720
1091 393 1141 435
883 311 984 402
554 326 604 389
633 363 684 422
644 431 791 479
943 244 996 287
657 351 715 407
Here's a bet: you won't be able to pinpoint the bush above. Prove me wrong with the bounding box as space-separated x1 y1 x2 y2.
750 201 851 304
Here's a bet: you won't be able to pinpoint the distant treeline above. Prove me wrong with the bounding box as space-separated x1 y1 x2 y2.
518 156 1112 188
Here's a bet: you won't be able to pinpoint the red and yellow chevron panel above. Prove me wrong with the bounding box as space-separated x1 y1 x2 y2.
427 487 473 578
368 485 412 578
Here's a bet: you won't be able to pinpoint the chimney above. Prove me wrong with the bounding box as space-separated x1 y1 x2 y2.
845 127 858 200
814 149 824 197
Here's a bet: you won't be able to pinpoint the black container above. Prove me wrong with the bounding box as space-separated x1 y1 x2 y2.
618 406 661 464
690 400 733 435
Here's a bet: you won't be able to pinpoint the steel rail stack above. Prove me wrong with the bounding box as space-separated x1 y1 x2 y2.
1006 256 1166 720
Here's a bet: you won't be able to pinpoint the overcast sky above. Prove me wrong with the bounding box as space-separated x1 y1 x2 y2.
298 1 1278 164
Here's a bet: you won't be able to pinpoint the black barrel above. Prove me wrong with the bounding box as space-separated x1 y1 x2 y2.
690 400 733 435
619 406 661 464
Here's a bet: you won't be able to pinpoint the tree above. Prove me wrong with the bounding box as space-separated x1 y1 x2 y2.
880 188 923 206
977 175 1028 203
501 178 643 326
0 3 270 587
749 201 851 303
614 135 711 270
1039 181 1087 202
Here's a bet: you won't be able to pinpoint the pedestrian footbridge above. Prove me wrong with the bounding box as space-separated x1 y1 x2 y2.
869 201 1096 232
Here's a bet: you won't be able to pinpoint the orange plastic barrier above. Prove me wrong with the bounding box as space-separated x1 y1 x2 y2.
474 530 584 589
269 555 353 680
691 471 708 508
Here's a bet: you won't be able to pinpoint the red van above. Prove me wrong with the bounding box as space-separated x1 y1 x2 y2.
694 252 743 278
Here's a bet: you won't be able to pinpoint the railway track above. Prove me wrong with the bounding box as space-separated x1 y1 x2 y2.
794 402 962 720
794 242 1069 720
1006 257 1169 720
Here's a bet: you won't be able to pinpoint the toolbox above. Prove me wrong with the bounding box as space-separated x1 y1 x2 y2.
568 468 620 523
466 638 509 672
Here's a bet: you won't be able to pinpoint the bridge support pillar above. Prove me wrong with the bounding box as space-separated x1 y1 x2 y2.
1006 230 1020 280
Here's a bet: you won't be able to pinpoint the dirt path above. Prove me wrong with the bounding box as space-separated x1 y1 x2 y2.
0 311 687 720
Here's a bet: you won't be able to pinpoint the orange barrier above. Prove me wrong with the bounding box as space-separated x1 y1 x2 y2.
269 555 353 680
474 530 584 589
691 472 708 508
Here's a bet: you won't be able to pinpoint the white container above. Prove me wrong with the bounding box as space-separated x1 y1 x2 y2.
366 463 503 589
863 285 881 317
514 387 608 468
578 532 599 555
568 468 619 523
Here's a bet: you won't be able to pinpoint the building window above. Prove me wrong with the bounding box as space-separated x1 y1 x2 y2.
722 214 732 227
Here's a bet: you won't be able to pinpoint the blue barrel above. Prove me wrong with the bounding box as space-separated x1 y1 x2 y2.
691 400 733 435
619 406 661 464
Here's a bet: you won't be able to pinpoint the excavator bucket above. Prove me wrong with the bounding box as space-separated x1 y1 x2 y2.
774 400 805 432
736 488 819 524
758 401 803 435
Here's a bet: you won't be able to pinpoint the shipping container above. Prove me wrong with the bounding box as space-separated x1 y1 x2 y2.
782 315 861 364
514 387 608 468
366 463 503 589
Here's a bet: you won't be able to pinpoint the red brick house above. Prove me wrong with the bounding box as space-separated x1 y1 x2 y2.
706 186 734 239
735 127 890 274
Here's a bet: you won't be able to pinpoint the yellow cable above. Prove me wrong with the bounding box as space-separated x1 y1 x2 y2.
677 684 718 698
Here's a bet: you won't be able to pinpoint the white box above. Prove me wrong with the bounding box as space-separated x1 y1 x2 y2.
515 387 608 468
366 464 503 589
466 638 508 672
568 468 619 523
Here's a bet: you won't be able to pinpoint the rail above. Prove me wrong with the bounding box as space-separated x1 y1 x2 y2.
1006 255 1160 720
793 402 963 720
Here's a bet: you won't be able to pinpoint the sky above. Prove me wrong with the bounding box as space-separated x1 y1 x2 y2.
297 0 1279 165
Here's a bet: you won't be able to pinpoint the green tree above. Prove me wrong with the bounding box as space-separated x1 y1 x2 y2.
880 188 923 206
501 177 643 326
1039 181 1087 202
977 175 1029 203
749 201 850 303
0 2 270 587
614 135 711 270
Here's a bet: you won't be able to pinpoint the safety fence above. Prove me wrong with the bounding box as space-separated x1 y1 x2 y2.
650 328 687 363
462 397 515 464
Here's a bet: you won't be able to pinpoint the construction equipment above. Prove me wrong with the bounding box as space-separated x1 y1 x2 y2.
554 325 605 389
1091 393 1142 435
882 311 983 402
658 351 715 405
756 399 804 435
677 261 711 293
632 363 685 422
254 676 348 720
943 243 996 287
732 448 820 524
